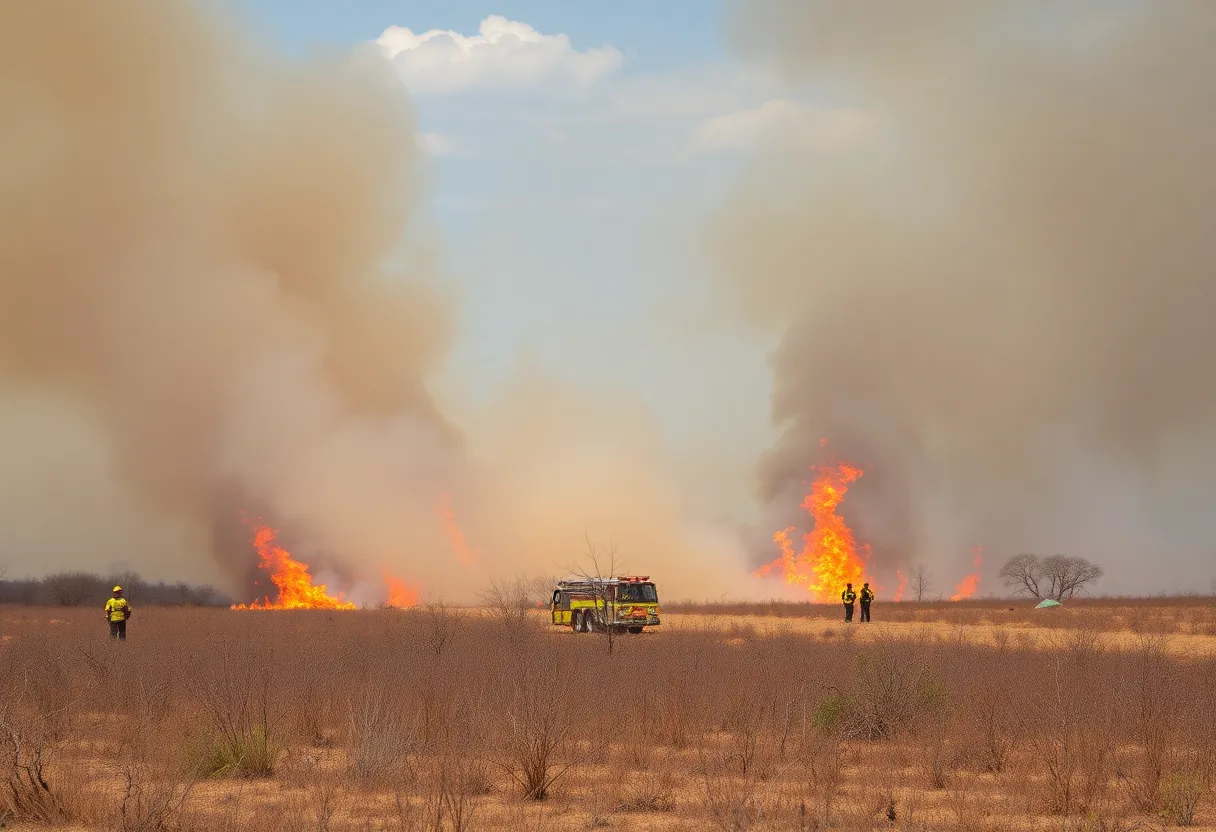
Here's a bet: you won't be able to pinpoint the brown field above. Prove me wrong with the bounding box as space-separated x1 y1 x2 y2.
2 600 1215 831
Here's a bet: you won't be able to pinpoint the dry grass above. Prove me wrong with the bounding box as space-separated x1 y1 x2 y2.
1 602 1215 831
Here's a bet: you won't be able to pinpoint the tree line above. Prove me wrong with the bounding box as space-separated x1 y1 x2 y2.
0 570 232 607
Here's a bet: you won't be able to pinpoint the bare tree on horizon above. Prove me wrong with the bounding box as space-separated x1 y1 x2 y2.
999 553 1103 601
909 563 933 602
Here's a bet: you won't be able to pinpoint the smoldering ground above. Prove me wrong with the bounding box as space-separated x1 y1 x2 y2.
0 0 752 602
715 1 1216 593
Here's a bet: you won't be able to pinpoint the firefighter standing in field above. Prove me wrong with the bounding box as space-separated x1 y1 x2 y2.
859 582 875 622
105 585 131 641
842 583 857 622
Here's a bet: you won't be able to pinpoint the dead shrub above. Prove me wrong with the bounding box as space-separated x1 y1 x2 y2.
919 716 954 790
0 712 67 824
1159 766 1207 827
492 660 573 800
423 602 462 661
613 769 675 813
280 772 344 832
1022 657 1119 816
345 688 416 787
794 733 847 825
112 763 196 832
697 751 765 832
812 646 946 741
960 671 1023 774
412 753 482 832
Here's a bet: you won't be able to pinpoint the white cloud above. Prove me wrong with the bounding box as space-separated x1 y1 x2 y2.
377 15 623 95
417 132 456 156
691 99 878 153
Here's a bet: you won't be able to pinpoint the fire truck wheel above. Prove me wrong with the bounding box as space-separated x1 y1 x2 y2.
628 626 643 634
571 611 581 633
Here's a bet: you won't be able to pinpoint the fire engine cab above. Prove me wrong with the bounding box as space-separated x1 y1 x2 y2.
550 576 660 634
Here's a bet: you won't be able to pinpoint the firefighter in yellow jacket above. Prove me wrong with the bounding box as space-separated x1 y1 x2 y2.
842 583 857 622
105 586 132 640
859 582 875 622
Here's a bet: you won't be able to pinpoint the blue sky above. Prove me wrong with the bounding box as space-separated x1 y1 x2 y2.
228 0 794 503
235 0 727 71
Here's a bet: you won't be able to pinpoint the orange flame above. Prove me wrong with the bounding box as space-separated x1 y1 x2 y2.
232 525 355 610
894 568 907 602
439 494 476 566
756 462 869 602
950 546 984 601
383 571 420 608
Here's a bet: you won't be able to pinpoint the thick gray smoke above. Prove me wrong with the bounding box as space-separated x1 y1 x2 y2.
0 0 461 589
0 0 751 602
715 1 1216 593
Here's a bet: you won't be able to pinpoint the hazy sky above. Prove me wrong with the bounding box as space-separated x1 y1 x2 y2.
231 0 788 518
237 1 763 464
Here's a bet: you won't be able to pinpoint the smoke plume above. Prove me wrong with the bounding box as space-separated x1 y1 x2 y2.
0 0 749 602
715 1 1216 592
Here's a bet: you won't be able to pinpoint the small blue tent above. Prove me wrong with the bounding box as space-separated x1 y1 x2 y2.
1035 598 1063 609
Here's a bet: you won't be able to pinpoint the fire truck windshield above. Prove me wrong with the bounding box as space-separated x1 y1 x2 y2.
617 584 657 603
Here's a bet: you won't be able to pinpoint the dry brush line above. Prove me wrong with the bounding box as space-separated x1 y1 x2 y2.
491 657 575 801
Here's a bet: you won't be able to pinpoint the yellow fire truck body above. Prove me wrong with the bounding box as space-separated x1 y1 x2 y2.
550 576 660 634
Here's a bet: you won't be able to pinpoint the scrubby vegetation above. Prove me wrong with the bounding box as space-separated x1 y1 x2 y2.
1 603 1214 830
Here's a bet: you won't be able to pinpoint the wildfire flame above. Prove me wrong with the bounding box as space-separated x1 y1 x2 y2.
756 461 870 602
950 546 984 601
439 494 476 566
894 568 907 602
383 571 420 608
232 525 355 610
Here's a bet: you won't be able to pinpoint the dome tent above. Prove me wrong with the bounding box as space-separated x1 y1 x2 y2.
1035 598 1063 609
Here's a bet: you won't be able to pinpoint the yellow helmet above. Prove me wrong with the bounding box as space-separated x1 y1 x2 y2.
112 586 123 593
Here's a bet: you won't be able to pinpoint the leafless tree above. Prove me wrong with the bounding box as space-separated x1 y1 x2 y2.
570 533 622 655
1040 555 1103 600
999 554 1046 599
42 572 101 607
999 553 1103 600
526 575 560 608
477 576 537 647
909 563 933 602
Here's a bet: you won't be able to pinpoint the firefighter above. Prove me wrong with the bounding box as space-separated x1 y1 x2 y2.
841 583 857 622
859 582 875 622
104 585 132 641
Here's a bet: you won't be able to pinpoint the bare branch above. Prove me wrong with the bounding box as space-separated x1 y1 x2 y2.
999 554 1045 599
909 564 933 602
570 532 623 654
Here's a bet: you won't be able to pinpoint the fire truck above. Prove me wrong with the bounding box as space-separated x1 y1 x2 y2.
550 576 661 634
